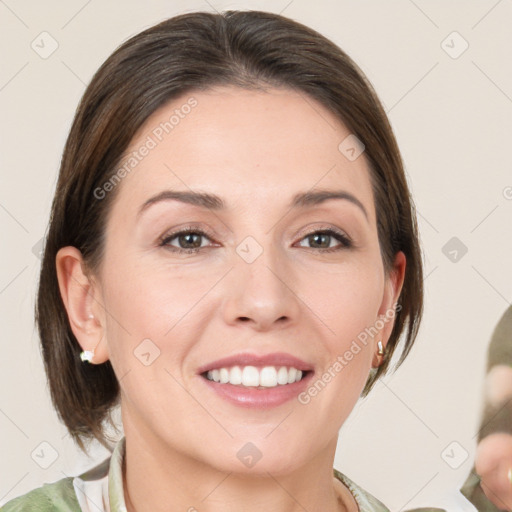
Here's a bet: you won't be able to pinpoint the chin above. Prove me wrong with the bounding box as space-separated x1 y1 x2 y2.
196 438 311 477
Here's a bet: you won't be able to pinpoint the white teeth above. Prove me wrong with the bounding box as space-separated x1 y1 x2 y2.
260 366 278 387
219 368 230 384
242 366 260 387
205 365 305 388
277 366 289 385
229 366 242 385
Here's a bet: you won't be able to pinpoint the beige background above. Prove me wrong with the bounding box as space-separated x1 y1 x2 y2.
1 0 511 509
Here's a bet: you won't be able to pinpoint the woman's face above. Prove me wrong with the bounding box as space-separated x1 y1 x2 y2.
92 86 404 473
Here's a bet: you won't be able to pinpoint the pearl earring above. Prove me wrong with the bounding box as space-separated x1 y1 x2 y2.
377 340 385 356
80 349 95 363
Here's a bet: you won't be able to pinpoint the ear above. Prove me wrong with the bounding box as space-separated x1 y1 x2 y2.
55 246 109 364
372 250 406 367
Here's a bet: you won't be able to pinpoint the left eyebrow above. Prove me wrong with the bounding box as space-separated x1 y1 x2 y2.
290 189 369 221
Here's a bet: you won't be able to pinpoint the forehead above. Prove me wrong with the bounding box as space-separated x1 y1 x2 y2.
111 86 375 220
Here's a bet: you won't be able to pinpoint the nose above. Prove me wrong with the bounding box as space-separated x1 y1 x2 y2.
221 243 301 332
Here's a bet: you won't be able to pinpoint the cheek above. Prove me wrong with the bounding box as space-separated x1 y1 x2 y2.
303 260 384 342
104 252 206 326
299 259 383 400
99 254 219 370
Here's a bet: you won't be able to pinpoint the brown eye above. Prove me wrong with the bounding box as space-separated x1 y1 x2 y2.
174 232 204 249
307 233 331 249
160 228 214 253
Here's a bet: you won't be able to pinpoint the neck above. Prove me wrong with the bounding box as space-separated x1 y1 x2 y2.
121 429 355 512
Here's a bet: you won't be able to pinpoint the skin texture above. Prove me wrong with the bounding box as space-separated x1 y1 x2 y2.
56 86 405 512
476 365 512 509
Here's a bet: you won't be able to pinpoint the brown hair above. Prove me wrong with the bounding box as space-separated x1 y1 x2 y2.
37 10 423 452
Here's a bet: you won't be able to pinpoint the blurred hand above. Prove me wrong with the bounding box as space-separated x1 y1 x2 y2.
476 432 512 510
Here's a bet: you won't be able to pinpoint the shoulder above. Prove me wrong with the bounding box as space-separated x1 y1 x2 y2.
333 468 448 512
1 444 114 512
1 477 80 511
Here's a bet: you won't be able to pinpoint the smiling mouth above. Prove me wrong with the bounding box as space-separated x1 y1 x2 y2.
201 365 312 389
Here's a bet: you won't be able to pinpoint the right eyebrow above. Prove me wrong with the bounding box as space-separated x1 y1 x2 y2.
137 190 225 218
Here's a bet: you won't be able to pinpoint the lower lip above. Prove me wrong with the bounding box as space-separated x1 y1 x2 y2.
199 372 314 409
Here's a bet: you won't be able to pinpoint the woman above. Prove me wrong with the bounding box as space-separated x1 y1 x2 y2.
2 10 429 511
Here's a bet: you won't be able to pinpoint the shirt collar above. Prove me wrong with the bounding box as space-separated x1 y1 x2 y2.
108 436 128 512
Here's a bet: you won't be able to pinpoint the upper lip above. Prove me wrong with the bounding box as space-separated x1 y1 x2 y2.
197 352 314 374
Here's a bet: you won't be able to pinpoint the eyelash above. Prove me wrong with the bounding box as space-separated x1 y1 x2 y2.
159 226 353 254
